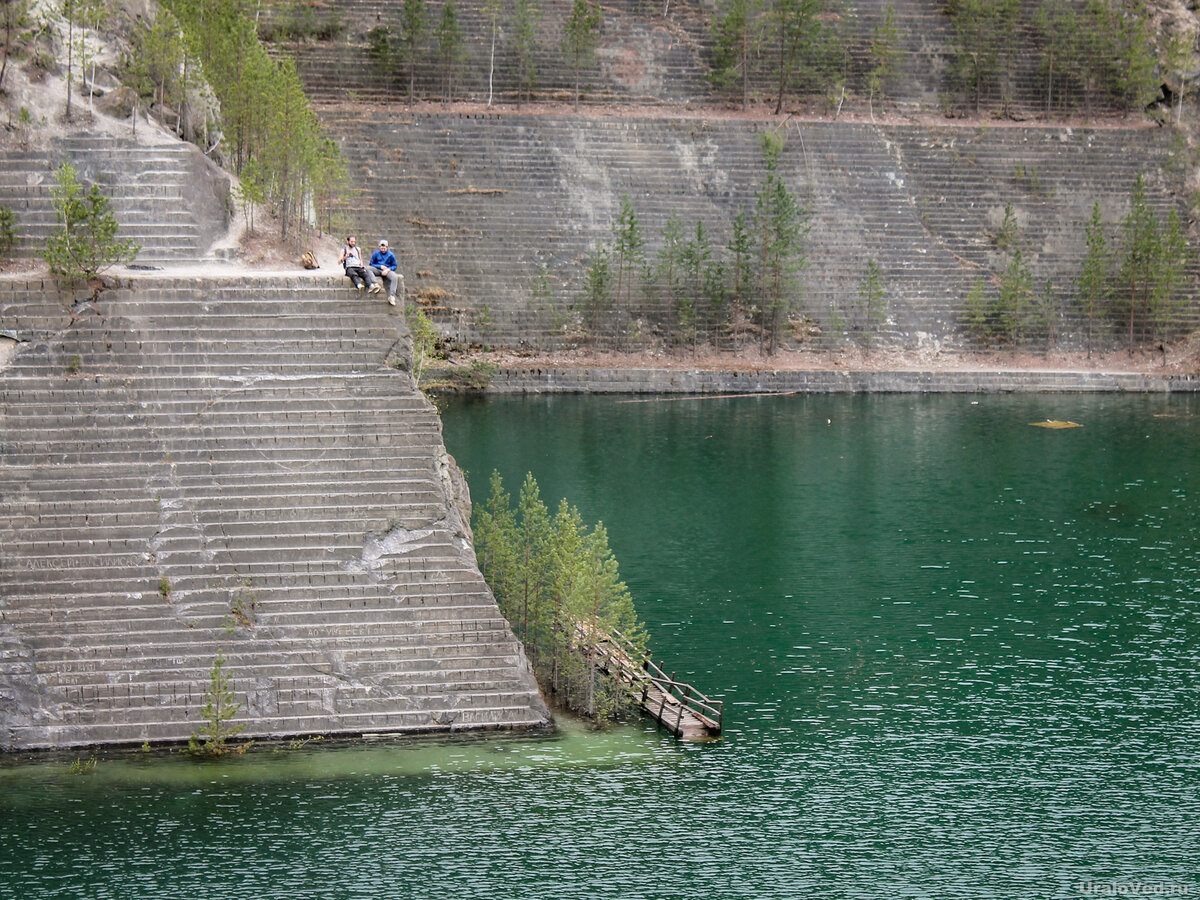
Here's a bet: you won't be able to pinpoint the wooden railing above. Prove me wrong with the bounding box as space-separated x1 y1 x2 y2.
573 621 723 738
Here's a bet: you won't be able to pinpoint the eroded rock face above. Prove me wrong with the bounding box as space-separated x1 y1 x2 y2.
0 275 549 750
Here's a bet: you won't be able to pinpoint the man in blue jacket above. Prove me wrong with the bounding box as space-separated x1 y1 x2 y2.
368 239 402 306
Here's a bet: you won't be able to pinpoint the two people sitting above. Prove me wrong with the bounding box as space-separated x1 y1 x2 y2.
339 236 403 306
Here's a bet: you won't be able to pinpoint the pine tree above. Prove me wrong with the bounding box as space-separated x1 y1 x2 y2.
996 247 1034 344
866 2 900 121
515 474 554 664
1116 174 1159 353
43 162 139 281
472 473 649 722
0 0 27 94
563 0 602 111
710 0 759 111
682 220 720 346
612 196 646 317
188 650 245 755
656 213 687 346
1164 33 1195 124
512 0 541 106
547 498 586 691
475 470 520 619
1032 0 1080 116
581 243 612 344
399 0 427 102
1149 207 1190 346
726 209 754 349
754 132 810 353
963 276 991 345
856 258 886 348
1077 200 1110 357
948 0 1019 114
567 523 644 718
768 0 824 115
436 0 464 104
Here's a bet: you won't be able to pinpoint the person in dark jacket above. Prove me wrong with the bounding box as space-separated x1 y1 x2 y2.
368 239 403 306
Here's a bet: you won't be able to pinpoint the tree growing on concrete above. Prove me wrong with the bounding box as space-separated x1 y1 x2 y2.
754 131 810 353
855 258 886 348
1080 0 1158 118
655 213 688 345
725 209 754 348
398 0 427 103
1076 200 1110 358
767 0 824 114
43 162 139 281
1114 174 1166 353
1032 0 1080 116
188 649 246 756
436 0 466 104
996 246 1034 344
681 220 723 346
406 304 439 388
562 0 602 111
866 2 901 121
612 196 646 319
580 243 612 344
366 24 397 90
512 0 541 105
710 0 760 111
1151 208 1190 347
947 0 1019 115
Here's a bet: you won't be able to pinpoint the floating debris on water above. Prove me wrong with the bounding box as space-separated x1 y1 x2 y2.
1029 419 1083 429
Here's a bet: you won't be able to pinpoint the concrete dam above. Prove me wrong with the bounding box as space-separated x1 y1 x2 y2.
0 263 549 750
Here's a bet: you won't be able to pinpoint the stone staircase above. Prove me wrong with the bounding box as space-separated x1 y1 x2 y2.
0 273 549 749
323 110 1191 350
0 135 231 267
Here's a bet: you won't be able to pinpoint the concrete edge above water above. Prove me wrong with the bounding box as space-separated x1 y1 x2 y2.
482 368 1200 394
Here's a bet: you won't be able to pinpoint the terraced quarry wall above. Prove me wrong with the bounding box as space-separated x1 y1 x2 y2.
0 136 232 267
330 110 1190 350
278 0 1105 114
0 274 549 750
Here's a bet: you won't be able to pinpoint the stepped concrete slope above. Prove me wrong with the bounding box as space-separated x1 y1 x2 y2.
0 135 231 267
0 272 550 750
327 110 1188 349
278 0 1091 114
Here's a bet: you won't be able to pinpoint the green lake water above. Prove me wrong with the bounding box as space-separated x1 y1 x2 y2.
3 392 1198 899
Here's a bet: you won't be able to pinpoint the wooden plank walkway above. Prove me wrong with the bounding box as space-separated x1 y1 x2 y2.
573 622 723 741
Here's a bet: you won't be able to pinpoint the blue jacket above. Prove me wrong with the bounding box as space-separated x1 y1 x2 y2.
370 248 397 270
